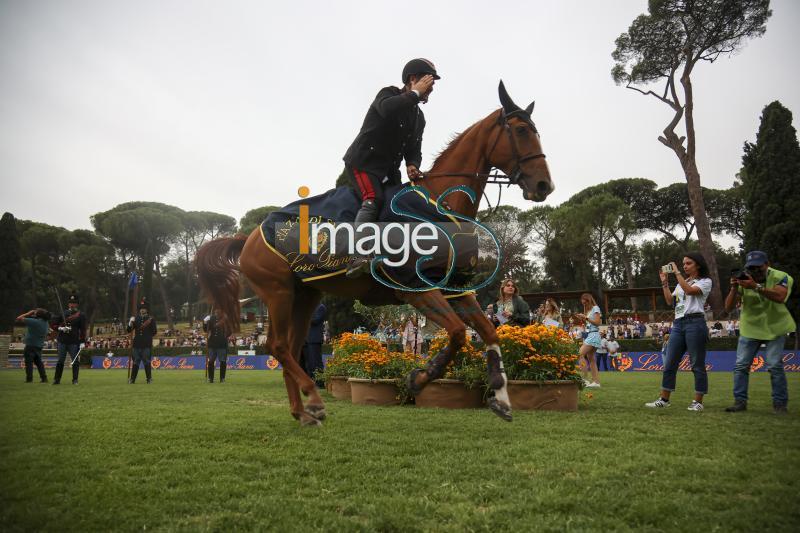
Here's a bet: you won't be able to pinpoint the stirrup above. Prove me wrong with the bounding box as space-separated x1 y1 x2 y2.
346 257 370 279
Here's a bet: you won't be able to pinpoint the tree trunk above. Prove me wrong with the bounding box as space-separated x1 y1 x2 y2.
154 260 175 331
680 71 723 316
30 256 38 307
88 285 98 337
122 252 130 323
616 239 637 311
185 245 192 323
142 242 154 304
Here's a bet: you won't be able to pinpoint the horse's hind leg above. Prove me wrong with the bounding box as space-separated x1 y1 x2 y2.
240 233 324 427
287 287 326 422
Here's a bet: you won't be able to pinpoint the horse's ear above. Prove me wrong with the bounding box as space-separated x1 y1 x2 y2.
498 80 520 113
525 101 535 115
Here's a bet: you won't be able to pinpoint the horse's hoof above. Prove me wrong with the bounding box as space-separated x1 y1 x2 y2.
300 414 323 428
405 368 426 396
488 398 513 422
305 404 327 421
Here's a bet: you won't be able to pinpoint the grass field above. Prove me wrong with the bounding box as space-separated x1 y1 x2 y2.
1 370 798 532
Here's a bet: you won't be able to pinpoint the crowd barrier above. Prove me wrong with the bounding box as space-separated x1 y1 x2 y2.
5 352 799 372
83 351 796 372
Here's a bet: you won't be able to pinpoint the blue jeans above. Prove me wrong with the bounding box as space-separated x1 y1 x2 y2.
733 336 788 405
661 316 708 394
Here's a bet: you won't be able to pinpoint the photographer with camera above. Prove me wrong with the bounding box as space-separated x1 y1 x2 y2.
724 251 794 414
645 253 712 411
52 293 87 385
15 308 51 383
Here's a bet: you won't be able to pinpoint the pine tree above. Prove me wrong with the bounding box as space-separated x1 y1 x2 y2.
740 101 800 345
741 101 800 272
0 213 24 333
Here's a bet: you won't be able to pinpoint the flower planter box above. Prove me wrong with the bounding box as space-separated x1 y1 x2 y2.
507 380 579 411
415 379 485 409
326 376 352 401
348 378 401 406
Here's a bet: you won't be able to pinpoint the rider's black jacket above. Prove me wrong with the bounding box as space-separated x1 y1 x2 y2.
343 86 425 183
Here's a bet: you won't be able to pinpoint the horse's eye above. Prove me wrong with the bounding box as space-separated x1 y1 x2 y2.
515 125 528 135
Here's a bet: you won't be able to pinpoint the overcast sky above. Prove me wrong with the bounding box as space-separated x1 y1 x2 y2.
1 0 798 232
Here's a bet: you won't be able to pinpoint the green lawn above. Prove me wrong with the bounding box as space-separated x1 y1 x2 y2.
1 370 798 532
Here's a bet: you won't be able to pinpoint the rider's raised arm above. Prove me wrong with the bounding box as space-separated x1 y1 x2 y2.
373 87 420 118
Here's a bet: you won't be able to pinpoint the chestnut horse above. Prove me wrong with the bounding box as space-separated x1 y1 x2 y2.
195 81 553 426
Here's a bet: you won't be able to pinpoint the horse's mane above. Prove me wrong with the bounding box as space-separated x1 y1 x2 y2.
431 127 473 167
430 109 499 169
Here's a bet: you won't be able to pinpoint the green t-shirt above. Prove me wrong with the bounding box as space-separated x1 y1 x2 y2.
738 267 796 340
23 317 49 348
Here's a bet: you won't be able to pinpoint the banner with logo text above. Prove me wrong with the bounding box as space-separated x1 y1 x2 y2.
86 352 800 372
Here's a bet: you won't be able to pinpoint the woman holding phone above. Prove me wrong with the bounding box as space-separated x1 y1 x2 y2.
645 252 712 411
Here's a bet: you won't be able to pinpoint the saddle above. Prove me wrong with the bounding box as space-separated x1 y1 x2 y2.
260 184 480 291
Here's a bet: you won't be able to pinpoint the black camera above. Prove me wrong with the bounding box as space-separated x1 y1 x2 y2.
730 268 750 281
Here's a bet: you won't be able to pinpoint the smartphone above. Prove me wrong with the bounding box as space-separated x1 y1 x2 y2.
661 264 674 274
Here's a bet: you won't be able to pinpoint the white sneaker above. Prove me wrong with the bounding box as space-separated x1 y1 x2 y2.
687 401 704 411
645 398 671 408
586 382 601 388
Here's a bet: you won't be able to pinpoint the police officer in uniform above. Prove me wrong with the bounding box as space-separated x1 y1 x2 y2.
127 298 157 384
343 58 439 277
52 293 87 385
203 308 230 383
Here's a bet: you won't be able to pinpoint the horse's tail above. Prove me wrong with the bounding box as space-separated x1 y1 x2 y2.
195 234 248 333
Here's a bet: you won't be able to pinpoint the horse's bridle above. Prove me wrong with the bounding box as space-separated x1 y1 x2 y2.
418 108 546 187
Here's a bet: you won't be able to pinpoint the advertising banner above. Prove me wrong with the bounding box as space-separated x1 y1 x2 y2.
85 351 800 372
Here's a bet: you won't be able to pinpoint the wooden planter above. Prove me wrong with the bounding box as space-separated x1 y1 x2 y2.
326 376 352 401
507 380 579 411
348 378 401 406
415 379 485 409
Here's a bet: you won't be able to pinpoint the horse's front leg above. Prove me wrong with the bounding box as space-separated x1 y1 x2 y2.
448 294 512 422
397 290 468 395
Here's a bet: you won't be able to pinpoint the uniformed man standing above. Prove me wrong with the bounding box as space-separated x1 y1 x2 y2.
15 308 51 383
343 58 439 277
52 293 87 385
127 298 157 384
203 308 230 383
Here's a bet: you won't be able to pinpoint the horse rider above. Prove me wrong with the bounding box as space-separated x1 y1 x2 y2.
343 58 439 278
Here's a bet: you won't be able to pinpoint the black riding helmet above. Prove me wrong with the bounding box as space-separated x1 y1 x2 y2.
402 58 441 84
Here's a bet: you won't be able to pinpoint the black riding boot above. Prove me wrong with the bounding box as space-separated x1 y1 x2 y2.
129 365 139 384
220 361 227 383
346 199 379 278
53 362 64 384
145 363 152 384
207 362 215 383
71 362 79 384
